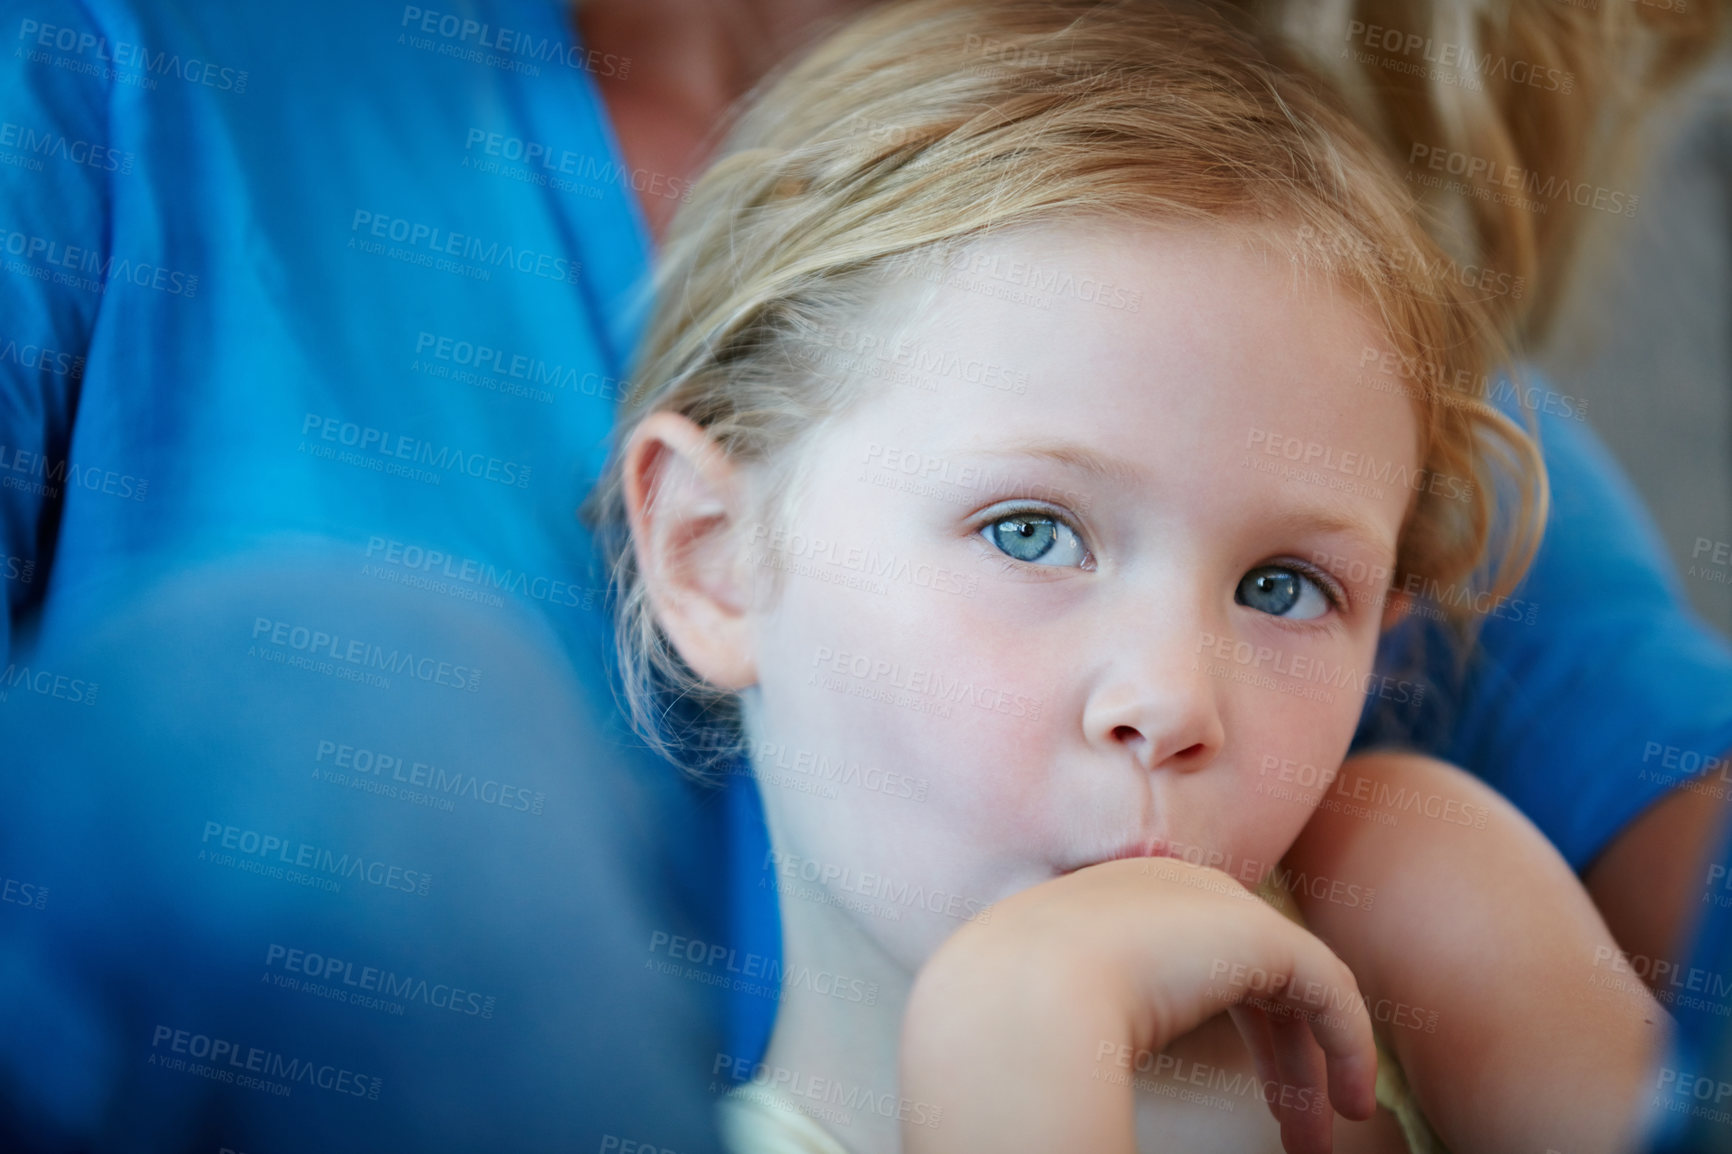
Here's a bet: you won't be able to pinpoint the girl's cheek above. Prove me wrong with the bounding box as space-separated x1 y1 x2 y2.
1234 683 1366 824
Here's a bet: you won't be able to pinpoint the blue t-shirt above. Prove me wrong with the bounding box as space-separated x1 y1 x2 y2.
0 1 728 1150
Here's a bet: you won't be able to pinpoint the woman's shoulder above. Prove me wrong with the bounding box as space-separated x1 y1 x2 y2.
716 1083 854 1154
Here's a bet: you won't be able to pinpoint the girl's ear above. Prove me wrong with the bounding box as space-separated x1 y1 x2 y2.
622 411 757 691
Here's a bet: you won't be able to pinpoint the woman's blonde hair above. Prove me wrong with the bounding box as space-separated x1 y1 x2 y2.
583 0 1549 771
1257 0 1727 343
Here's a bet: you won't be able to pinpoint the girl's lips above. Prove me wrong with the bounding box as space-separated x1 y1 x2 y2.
1060 839 1180 874
1105 839 1181 864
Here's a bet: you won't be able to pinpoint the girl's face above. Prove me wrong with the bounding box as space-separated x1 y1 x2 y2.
739 224 1421 973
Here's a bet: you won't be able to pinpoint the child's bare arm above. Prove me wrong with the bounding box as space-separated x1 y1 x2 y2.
898 857 1379 1154
1281 750 1671 1154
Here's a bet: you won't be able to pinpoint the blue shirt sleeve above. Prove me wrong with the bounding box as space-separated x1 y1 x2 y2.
0 0 109 660
1350 373 1732 870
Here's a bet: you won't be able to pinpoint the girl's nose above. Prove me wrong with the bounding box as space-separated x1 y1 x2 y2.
1080 631 1226 774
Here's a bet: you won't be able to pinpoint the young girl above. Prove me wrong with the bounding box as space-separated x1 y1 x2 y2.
586 2 1670 1150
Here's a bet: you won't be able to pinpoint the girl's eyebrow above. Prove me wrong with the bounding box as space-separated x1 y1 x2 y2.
1261 505 1398 570
961 440 1397 563
959 439 1142 483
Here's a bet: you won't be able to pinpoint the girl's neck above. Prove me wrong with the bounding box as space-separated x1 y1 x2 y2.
754 868 918 1154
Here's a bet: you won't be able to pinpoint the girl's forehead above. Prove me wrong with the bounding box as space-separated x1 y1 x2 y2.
874 220 1375 346
868 224 1398 410
808 224 1418 554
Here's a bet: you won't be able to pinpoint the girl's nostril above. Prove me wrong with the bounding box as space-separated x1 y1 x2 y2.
1112 725 1141 743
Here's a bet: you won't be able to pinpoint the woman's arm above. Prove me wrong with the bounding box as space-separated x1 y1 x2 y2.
1587 765 1732 974
1283 750 1671 1154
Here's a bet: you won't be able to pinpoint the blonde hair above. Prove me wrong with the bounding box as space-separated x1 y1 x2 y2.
583 0 1549 771
1257 0 1728 343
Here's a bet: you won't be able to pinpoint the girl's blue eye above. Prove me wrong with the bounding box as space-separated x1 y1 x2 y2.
983 514 1089 567
1236 565 1332 620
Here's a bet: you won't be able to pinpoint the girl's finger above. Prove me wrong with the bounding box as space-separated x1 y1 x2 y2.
1227 1001 1280 1092
1229 1003 1330 1154
1266 937 1379 1123
1266 1007 1333 1154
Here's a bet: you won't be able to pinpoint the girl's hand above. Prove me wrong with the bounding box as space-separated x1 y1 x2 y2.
898 856 1378 1154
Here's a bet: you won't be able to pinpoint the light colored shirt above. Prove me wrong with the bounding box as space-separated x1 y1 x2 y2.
718 1084 856 1154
